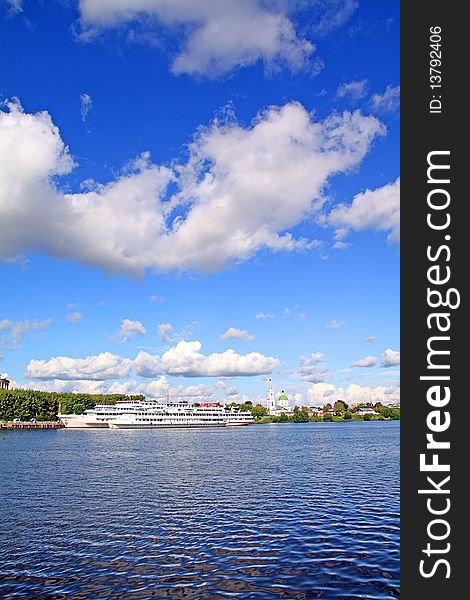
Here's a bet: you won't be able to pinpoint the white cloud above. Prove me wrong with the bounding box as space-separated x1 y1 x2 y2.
26 340 279 380
309 0 358 36
0 319 52 350
3 0 22 13
363 336 376 343
306 383 340 404
157 321 198 344
256 312 274 319
158 323 174 343
327 319 345 329
80 93 93 122
333 240 350 250
351 355 377 367
157 103 383 272
150 294 162 302
26 352 134 381
381 348 400 368
336 79 368 101
306 382 400 406
78 0 315 77
219 327 255 342
300 352 325 364
298 353 330 383
159 341 278 377
66 311 83 323
328 178 400 244
283 306 307 321
370 84 400 113
0 100 384 276
133 376 169 398
10 374 228 400
117 319 147 341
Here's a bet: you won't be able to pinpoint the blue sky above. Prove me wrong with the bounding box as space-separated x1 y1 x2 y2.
0 0 399 407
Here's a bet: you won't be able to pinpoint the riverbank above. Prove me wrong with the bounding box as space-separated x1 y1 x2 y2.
1 388 399 426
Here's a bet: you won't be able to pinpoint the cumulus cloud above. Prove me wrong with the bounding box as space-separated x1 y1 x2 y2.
300 352 325 364
381 348 400 368
158 323 174 343
306 382 400 406
27 352 134 381
66 311 83 323
26 340 279 380
0 100 385 276
328 177 400 244
336 79 368 101
78 0 315 77
351 355 377 367
0 319 52 350
256 312 274 320
370 84 400 113
80 93 93 122
327 319 345 329
159 341 277 377
298 353 330 383
219 327 255 341
117 319 147 341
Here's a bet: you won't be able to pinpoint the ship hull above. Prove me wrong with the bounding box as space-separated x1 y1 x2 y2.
58 415 109 428
109 422 226 429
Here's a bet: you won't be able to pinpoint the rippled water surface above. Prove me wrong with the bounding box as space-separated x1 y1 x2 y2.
0 422 399 599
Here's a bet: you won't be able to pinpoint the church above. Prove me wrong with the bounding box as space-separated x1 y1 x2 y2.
266 379 292 416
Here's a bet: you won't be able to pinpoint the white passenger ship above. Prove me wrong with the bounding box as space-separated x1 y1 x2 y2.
58 399 254 429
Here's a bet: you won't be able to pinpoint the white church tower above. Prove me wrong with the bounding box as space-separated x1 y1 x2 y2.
267 378 276 414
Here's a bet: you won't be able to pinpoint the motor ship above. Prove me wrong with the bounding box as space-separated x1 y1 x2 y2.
58 399 254 429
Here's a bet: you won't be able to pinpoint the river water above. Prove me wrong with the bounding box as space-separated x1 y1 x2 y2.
0 421 399 599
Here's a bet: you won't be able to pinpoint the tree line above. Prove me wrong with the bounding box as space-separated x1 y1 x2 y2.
0 389 144 422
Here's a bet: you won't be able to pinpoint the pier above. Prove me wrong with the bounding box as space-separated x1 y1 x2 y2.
1 421 64 429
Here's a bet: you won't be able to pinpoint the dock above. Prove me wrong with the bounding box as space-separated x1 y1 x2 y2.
1 421 64 429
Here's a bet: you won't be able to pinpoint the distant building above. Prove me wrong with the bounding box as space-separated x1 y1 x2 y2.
266 379 276 414
0 378 10 390
356 407 377 415
266 381 291 416
307 407 323 417
278 391 290 412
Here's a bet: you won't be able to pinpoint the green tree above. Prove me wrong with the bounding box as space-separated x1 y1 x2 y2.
333 400 347 415
377 407 400 420
251 404 268 418
344 411 352 420
323 413 333 422
0 389 145 422
292 406 309 422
